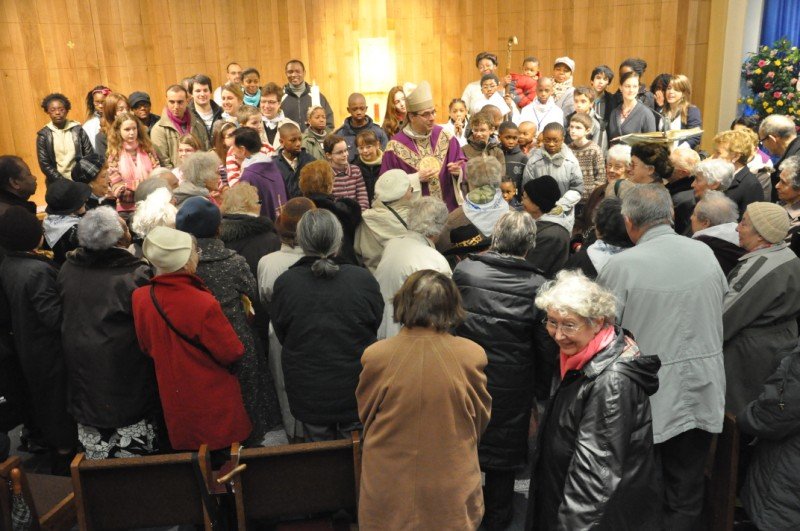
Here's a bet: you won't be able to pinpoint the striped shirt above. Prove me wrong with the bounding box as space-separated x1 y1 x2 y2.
332 164 369 211
225 144 275 187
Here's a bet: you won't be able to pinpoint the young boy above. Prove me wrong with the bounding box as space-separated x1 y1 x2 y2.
334 93 388 164
470 74 510 116
275 122 314 199
564 87 603 147
505 56 540 109
500 177 523 211
241 68 262 108
498 121 527 197
354 130 383 203
590 65 615 129
463 112 505 168
260 82 299 151
522 122 583 197
567 113 606 202
301 105 330 160
516 77 564 132
517 121 538 155
232 127 287 220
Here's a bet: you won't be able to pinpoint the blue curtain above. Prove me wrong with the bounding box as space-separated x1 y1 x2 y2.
760 0 800 46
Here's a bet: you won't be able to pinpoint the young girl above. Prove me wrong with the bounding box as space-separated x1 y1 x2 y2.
354 130 383 203
441 98 468 146
381 86 406 139
241 68 262 108
174 134 202 183
324 134 369 211
106 111 160 215
302 106 330 160
95 92 130 160
220 82 244 123
83 85 110 151
500 177 523 211
225 108 273 187
662 74 703 149
212 121 237 189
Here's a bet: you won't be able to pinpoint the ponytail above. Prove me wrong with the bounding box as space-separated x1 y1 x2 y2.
311 256 339 278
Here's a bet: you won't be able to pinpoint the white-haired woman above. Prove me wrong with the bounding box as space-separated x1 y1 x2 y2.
129 187 178 257
691 158 736 201
525 270 662 530
173 151 222 206
374 196 451 339
57 206 159 458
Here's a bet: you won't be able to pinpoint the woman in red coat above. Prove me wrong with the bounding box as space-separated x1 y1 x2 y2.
132 225 251 450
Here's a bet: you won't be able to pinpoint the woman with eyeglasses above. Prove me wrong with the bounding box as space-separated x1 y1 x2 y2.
525 269 662 530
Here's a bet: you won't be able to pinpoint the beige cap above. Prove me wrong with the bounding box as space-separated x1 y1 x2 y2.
143 226 193 273
375 170 413 203
554 56 575 71
406 80 434 113
747 202 790 244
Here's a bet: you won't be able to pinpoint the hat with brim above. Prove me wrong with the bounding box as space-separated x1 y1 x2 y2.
128 91 152 109
45 179 91 215
143 226 193 273
554 56 575 72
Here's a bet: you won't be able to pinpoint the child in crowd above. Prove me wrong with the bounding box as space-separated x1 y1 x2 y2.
354 130 383 203
276 122 314 199
471 74 511 117
515 77 564 132
301 105 330 160
241 68 262 108
500 177 523 211
463 112 505 168
568 113 606 202
522 122 583 197
175 133 202 183
441 98 468 146
591 65 615 127
517 121 538 155
226 106 273 186
505 56 540 109
232 127 287 220
552 57 576 115
498 121 528 197
238 104 269 146
565 87 603 147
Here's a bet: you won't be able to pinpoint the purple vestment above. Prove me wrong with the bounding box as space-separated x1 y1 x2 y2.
239 157 289 220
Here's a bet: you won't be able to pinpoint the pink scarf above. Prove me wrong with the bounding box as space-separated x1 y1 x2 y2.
165 107 192 135
560 325 615 379
118 142 154 194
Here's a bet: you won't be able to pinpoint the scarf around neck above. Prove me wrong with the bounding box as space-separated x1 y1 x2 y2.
43 214 79 248
463 187 509 237
561 325 614 378
553 77 574 101
118 144 154 192
243 89 261 108
165 107 191 135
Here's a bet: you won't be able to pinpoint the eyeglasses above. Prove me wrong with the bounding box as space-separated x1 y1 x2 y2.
332 149 349 156
542 317 586 336
413 110 437 119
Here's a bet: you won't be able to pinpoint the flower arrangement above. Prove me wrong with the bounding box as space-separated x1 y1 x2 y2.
740 38 800 120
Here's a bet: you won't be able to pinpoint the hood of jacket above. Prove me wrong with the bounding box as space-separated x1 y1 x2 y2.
65 246 147 269
219 213 275 242
584 328 661 396
466 250 540 272
338 116 378 136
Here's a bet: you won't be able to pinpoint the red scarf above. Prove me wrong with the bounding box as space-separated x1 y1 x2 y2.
165 107 192 135
560 325 615 378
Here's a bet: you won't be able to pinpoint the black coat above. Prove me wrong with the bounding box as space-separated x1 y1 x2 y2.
271 256 383 425
526 329 662 530
306 193 362 265
36 124 96 184
57 247 158 428
726 166 764 220
454 252 557 470
666 177 696 235
219 214 281 279
694 234 746 277
189 100 224 149
353 158 382 204
275 149 315 199
525 220 570 278
0 252 75 448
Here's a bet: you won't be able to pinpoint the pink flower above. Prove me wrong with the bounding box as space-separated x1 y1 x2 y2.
774 91 783 98
789 93 796 100
793 78 798 84
764 82 773 89
758 59 767 67
767 71 775 78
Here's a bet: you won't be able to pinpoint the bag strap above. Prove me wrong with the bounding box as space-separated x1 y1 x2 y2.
384 204 408 229
149 284 216 360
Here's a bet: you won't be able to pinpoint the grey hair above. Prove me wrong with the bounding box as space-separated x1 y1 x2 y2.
180 152 221 187
670 147 700 173
694 158 735 191
466 156 503 189
77 206 124 250
606 144 632 165
621 183 673 228
130 187 178 238
535 269 617 322
407 197 448 238
491 210 537 256
693 190 738 226
759 114 797 139
780 155 800 189
296 209 343 278
149 167 177 181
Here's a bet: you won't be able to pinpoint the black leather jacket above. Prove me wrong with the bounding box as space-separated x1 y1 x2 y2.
36 123 95 184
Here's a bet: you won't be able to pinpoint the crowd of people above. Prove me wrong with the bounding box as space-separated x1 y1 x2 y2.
1 50 799 530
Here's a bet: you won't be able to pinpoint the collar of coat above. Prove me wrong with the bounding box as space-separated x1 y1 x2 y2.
219 214 275 243
65 246 148 269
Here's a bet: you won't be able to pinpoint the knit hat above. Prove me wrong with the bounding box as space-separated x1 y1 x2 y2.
523 176 561 213
45 179 91 215
0 206 42 251
406 81 434 113
128 91 152 109
747 202 790 244
375 169 412 203
134 177 170 203
143 226 193 273
275 197 316 240
175 197 221 238
71 153 103 183
554 56 575 72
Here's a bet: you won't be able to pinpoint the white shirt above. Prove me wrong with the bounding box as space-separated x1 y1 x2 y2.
513 98 564 130
83 116 101 151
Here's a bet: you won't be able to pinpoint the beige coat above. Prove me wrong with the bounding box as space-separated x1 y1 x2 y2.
356 328 491 530
355 200 414 272
150 111 209 168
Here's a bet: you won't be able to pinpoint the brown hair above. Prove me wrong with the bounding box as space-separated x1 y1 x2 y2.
106 111 155 160
356 130 379 146
261 82 283 99
323 134 346 154
569 112 594 130
573 86 596 102
382 86 405 138
237 104 261 125
664 74 693 123
178 134 202 151
299 160 334 195
393 270 465 332
469 112 493 130
212 121 237 161
221 82 244 102
101 92 130 135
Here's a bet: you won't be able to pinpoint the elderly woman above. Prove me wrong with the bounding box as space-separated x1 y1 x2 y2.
36 93 95 184
629 143 673 184
436 156 509 264
453 211 557 529
580 144 632 237
355 169 420 272
566 197 633 278
713 129 765 214
176 197 280 445
132 226 251 450
777 156 800 257
43 178 92 265
690 191 745 275
525 270 662 530
356 270 491 531
173 151 222 206
57 207 158 458
522 176 574 277
299 160 361 264
691 157 736 201
723 202 800 415
667 147 701 234
219 183 280 277
374 197 451 339
271 210 383 441
130 187 177 255
257 197 317 441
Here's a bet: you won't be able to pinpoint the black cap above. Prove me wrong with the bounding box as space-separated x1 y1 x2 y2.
45 179 91 215
128 91 151 109
71 153 103 183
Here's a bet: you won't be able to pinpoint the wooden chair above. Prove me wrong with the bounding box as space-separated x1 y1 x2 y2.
228 432 361 529
702 411 740 531
0 456 76 531
70 445 216 531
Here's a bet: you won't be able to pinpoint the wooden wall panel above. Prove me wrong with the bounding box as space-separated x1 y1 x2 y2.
0 0 711 205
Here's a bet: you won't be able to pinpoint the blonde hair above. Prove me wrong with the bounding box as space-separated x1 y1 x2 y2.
714 129 756 165
222 183 261 215
664 74 692 123
106 111 155 160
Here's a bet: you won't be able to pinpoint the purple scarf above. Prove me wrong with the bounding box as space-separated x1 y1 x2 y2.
165 107 192 135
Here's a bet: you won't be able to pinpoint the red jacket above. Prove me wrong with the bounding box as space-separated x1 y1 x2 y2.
132 272 251 450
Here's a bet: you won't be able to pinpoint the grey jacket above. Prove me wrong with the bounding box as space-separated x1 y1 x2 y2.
522 148 584 197
597 224 727 443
